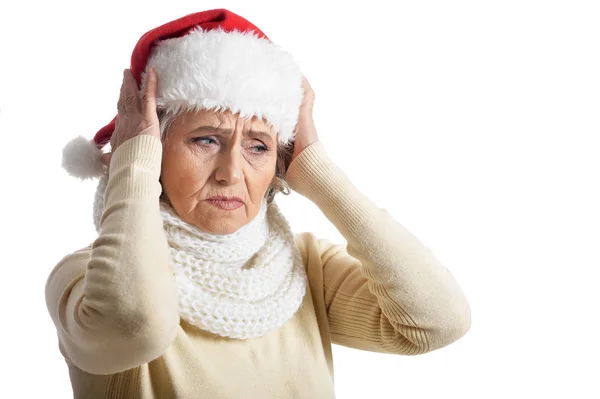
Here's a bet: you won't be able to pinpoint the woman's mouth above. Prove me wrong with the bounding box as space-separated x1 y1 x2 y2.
206 199 244 210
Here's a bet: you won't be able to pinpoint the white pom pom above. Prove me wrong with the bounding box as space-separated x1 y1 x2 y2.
61 136 105 180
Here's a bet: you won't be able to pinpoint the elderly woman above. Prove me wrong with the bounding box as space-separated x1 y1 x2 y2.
45 8 471 399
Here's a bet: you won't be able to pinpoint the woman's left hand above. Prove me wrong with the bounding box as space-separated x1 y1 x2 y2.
290 75 319 163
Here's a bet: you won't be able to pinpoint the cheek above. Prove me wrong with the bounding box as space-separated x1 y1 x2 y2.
162 147 208 193
220 147 276 184
250 157 277 190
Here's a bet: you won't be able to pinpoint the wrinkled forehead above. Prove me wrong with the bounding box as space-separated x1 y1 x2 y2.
178 108 277 136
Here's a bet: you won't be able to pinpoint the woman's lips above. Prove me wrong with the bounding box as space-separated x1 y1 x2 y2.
206 199 244 210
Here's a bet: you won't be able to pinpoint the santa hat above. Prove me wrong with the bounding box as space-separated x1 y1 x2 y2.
62 8 304 180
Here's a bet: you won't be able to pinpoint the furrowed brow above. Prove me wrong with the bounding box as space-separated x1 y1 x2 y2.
190 126 273 143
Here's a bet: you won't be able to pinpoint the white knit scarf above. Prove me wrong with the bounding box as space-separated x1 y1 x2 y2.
93 174 307 340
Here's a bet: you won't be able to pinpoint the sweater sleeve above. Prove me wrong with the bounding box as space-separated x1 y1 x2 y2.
285 141 471 355
45 134 180 375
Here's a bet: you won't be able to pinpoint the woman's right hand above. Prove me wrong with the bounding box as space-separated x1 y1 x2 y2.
100 68 160 170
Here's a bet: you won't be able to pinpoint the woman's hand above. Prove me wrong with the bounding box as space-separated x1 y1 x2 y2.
290 75 319 163
100 68 160 170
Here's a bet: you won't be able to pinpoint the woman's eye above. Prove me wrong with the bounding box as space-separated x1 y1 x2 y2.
192 137 268 153
253 145 269 153
193 137 216 145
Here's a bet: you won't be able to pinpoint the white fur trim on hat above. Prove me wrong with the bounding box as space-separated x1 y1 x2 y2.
140 26 304 145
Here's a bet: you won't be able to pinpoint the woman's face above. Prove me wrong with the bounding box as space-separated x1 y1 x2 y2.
160 108 278 235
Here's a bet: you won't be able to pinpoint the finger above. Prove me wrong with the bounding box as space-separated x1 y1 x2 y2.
302 75 315 96
117 69 130 104
141 67 158 119
116 72 126 111
118 69 141 116
110 117 119 148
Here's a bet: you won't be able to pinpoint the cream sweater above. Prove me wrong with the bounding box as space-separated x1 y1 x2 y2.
45 134 471 398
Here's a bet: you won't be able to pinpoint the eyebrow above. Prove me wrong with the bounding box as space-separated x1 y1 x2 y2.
190 126 274 143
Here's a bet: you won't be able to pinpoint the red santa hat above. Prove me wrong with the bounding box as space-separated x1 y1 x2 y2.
62 8 304 180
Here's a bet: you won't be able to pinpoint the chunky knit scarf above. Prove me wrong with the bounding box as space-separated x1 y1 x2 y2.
93 174 307 340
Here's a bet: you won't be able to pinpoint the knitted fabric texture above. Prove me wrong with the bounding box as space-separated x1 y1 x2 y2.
93 173 308 339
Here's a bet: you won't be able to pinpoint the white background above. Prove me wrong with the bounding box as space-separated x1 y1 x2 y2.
1 0 599 397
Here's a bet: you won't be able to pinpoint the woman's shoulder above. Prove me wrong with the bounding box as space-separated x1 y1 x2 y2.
293 232 316 262
293 232 346 268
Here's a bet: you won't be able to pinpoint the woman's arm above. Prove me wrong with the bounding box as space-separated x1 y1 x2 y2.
286 141 471 355
45 134 180 374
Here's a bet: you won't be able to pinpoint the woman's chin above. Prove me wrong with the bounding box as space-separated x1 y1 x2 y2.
201 222 242 235
196 210 244 235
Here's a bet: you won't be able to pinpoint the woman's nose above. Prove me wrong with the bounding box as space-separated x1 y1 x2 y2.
214 148 243 185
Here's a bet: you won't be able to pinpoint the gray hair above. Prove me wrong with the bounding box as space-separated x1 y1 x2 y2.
157 109 293 204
